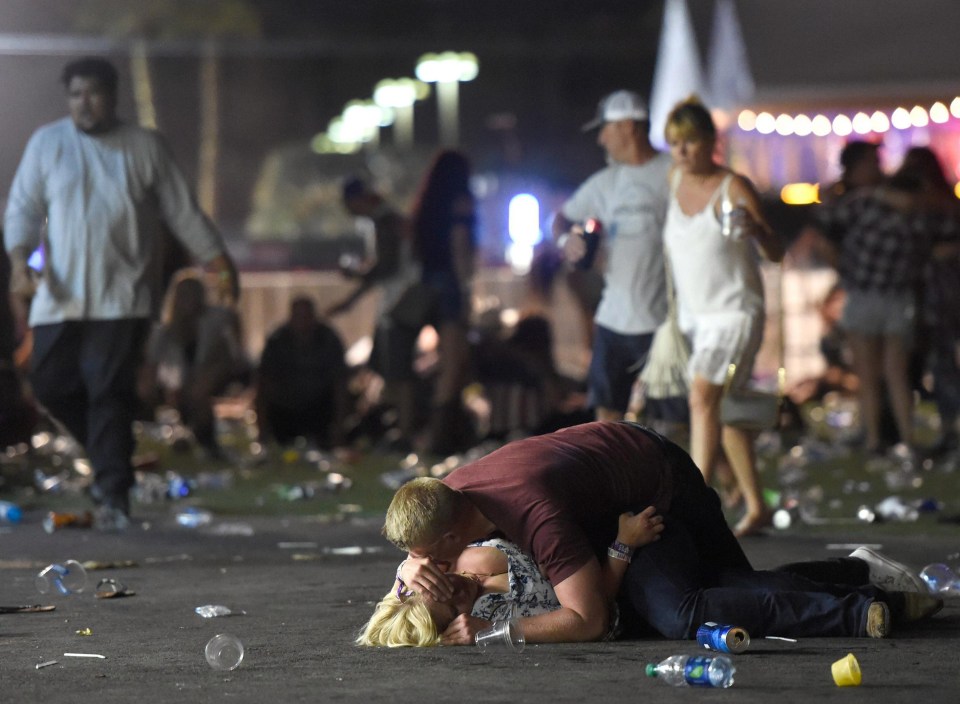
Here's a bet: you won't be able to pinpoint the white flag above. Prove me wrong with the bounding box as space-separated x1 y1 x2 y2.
649 0 706 149
707 0 756 110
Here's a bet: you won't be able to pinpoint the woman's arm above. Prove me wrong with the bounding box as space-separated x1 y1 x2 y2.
600 506 664 600
729 174 785 263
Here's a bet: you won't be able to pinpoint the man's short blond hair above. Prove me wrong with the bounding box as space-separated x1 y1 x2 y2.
355 592 441 647
382 477 463 551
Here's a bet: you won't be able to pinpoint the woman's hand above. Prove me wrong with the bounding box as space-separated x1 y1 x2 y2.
441 613 491 645
398 556 455 602
617 506 665 548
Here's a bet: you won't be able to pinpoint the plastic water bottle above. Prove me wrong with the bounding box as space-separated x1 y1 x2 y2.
176 507 213 528
0 500 23 524
645 654 736 688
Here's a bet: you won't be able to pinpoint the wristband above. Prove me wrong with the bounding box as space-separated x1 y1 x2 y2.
395 561 414 599
610 540 634 556
607 546 631 563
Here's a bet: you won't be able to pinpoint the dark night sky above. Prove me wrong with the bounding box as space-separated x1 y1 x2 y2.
1 1 958 241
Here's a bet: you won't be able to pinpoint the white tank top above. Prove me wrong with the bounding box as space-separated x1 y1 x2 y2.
663 171 764 326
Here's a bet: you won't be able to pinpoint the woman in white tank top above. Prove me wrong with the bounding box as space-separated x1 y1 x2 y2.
662 98 784 538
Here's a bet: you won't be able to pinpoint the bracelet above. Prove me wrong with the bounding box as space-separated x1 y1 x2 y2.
610 540 634 556
607 546 631 563
395 561 414 599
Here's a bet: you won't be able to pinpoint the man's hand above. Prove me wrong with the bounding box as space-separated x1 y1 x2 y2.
617 506 664 548
398 555 454 601
560 224 587 264
441 613 491 645
8 248 37 301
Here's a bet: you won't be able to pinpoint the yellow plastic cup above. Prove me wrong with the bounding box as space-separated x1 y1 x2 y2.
831 652 862 687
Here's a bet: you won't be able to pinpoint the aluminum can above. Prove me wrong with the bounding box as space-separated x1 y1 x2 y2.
575 218 603 270
696 622 750 654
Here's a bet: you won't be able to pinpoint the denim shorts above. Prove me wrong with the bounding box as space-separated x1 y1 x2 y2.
840 288 915 339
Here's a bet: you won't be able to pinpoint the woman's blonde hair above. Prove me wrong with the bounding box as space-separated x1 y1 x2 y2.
664 95 716 144
355 592 441 647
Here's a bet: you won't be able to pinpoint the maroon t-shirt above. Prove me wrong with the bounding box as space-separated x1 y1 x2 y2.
443 422 673 586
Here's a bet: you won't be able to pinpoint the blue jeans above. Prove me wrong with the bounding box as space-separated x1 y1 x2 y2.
30 319 148 503
618 429 883 639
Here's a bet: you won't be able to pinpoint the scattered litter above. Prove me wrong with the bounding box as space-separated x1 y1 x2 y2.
75 628 93 636
81 560 139 571
208 523 255 537
63 653 105 659
95 578 136 599
0 604 56 613
35 661 58 670
205 633 244 671
43 511 93 534
195 604 244 618
764 636 798 642
36 560 88 596
277 542 318 549
175 507 213 528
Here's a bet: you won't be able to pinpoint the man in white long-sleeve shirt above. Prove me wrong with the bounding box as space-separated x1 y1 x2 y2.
4 57 238 530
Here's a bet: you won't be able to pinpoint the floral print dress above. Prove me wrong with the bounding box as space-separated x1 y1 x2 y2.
468 537 560 622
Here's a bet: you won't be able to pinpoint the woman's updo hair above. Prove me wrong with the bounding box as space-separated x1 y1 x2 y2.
664 96 717 143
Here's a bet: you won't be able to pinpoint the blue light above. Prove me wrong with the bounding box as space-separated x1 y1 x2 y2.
508 194 542 247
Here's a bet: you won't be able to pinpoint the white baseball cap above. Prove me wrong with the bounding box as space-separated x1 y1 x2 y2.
581 90 649 131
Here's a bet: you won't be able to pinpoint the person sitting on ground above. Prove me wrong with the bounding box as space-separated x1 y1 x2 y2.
381 421 942 645
138 269 249 458
255 296 348 449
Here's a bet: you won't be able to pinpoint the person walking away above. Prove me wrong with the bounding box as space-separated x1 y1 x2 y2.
4 57 238 530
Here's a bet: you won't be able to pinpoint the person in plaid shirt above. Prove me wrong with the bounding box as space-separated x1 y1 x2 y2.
818 148 959 458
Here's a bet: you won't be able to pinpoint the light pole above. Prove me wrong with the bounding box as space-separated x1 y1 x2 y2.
415 52 478 146
373 77 429 150
342 99 393 150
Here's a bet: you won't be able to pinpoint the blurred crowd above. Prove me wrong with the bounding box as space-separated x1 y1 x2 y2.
2 58 959 534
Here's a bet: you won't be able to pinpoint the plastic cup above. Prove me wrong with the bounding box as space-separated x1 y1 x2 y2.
205 633 244 671
35 560 88 596
475 618 525 653
831 652 861 687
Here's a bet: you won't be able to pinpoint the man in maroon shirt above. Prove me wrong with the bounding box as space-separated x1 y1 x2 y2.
384 421 928 644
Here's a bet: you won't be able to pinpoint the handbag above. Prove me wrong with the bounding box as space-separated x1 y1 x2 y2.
639 247 691 399
719 260 786 430
719 364 784 431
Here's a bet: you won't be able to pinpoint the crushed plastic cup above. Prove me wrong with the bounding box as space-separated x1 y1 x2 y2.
195 604 235 618
831 652 861 687
36 560 88 596
475 618 525 653
205 633 244 671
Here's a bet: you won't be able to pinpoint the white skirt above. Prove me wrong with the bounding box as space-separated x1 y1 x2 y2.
684 309 764 387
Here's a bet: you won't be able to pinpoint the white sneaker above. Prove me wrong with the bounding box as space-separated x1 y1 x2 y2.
850 546 927 593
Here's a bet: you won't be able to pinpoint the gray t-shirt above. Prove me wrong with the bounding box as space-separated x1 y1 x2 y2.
561 153 671 334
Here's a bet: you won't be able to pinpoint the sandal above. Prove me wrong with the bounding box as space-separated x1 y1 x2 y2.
94 578 136 599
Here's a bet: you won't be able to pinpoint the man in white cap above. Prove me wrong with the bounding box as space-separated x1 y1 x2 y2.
553 90 675 423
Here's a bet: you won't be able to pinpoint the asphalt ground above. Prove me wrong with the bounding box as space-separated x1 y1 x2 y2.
1 498 958 704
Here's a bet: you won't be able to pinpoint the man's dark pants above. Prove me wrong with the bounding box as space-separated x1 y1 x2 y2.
619 430 885 639
30 319 149 509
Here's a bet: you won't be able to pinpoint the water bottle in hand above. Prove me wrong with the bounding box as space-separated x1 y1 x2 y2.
645 654 735 688
720 196 749 240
